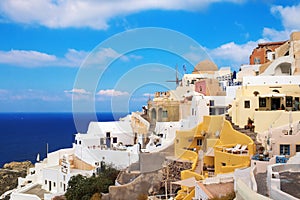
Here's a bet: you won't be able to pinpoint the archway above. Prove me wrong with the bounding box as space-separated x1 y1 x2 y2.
158 108 163 122
151 108 157 122
275 62 292 75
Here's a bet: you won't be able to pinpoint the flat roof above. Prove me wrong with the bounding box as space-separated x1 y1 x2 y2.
23 184 49 199
280 171 300 198
201 182 234 199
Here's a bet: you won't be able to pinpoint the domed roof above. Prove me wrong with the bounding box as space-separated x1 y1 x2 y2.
193 60 218 72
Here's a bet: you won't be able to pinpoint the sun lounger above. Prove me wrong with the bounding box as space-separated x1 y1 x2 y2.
226 144 241 153
237 145 248 154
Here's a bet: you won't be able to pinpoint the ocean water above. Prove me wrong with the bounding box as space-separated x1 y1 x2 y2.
0 112 127 167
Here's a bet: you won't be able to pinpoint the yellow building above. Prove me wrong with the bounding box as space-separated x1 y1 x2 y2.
229 78 300 133
174 116 255 200
148 91 180 122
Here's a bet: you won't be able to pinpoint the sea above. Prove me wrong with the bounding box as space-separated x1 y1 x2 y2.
0 112 128 167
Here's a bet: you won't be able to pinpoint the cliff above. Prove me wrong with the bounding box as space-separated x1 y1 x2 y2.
0 161 33 198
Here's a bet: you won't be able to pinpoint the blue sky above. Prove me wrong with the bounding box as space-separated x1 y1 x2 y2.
0 0 299 113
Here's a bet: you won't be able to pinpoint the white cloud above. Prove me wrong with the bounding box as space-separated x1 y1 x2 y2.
0 50 57 67
97 89 129 97
86 48 127 65
143 93 155 97
262 28 290 41
263 3 300 41
0 89 8 94
0 49 86 67
204 40 262 69
0 89 63 101
0 0 244 30
271 4 300 30
0 48 139 68
64 88 92 100
64 88 91 95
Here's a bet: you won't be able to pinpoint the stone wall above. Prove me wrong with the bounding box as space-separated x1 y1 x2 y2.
163 158 192 194
108 170 163 200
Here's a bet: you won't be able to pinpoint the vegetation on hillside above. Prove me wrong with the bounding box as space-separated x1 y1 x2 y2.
65 164 119 200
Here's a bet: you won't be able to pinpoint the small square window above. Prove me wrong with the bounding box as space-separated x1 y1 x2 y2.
244 100 250 108
254 57 261 64
286 96 293 107
197 139 202 146
296 145 300 152
280 144 290 155
259 98 266 107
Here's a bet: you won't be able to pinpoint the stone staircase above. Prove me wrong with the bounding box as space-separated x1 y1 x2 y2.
148 121 156 134
194 160 202 174
225 114 263 153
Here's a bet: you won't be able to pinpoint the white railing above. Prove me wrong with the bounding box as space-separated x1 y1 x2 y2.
132 112 150 130
250 166 258 192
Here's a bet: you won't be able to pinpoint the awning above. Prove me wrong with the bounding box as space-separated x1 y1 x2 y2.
171 177 196 187
259 93 285 98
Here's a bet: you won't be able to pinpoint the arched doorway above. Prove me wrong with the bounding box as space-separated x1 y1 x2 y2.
151 108 157 122
275 62 292 75
158 108 163 122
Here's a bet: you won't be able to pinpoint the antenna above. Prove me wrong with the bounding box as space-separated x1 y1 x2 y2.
166 64 181 87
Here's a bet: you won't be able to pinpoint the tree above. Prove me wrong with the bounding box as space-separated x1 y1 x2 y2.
65 164 119 200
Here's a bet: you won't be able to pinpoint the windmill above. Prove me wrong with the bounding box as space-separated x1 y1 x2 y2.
166 64 182 87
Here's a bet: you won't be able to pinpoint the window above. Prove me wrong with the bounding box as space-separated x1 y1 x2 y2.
286 96 293 107
106 132 110 138
192 108 194 116
53 182 56 187
197 139 202 146
244 100 250 108
209 108 216 115
259 98 266 107
162 110 168 118
254 57 261 64
296 145 300 152
113 137 117 143
280 144 290 155
45 180 47 185
78 140 81 145
209 100 215 106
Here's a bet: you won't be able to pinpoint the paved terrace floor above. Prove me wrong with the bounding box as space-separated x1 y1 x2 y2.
280 171 300 199
255 172 268 197
23 184 49 200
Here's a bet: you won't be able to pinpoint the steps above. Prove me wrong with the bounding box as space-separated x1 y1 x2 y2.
225 114 263 153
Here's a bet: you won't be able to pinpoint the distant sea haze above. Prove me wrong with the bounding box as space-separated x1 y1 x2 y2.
0 112 128 167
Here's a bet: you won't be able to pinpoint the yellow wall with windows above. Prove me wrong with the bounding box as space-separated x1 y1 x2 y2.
230 84 300 132
174 116 255 200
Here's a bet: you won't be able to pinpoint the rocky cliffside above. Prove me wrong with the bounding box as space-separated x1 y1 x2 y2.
0 161 33 197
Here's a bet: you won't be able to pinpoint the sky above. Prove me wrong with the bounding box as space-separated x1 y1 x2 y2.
0 0 299 113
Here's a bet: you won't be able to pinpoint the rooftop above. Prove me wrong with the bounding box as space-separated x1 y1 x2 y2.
257 41 287 47
193 60 218 72
280 171 300 198
23 184 49 200
198 182 234 199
